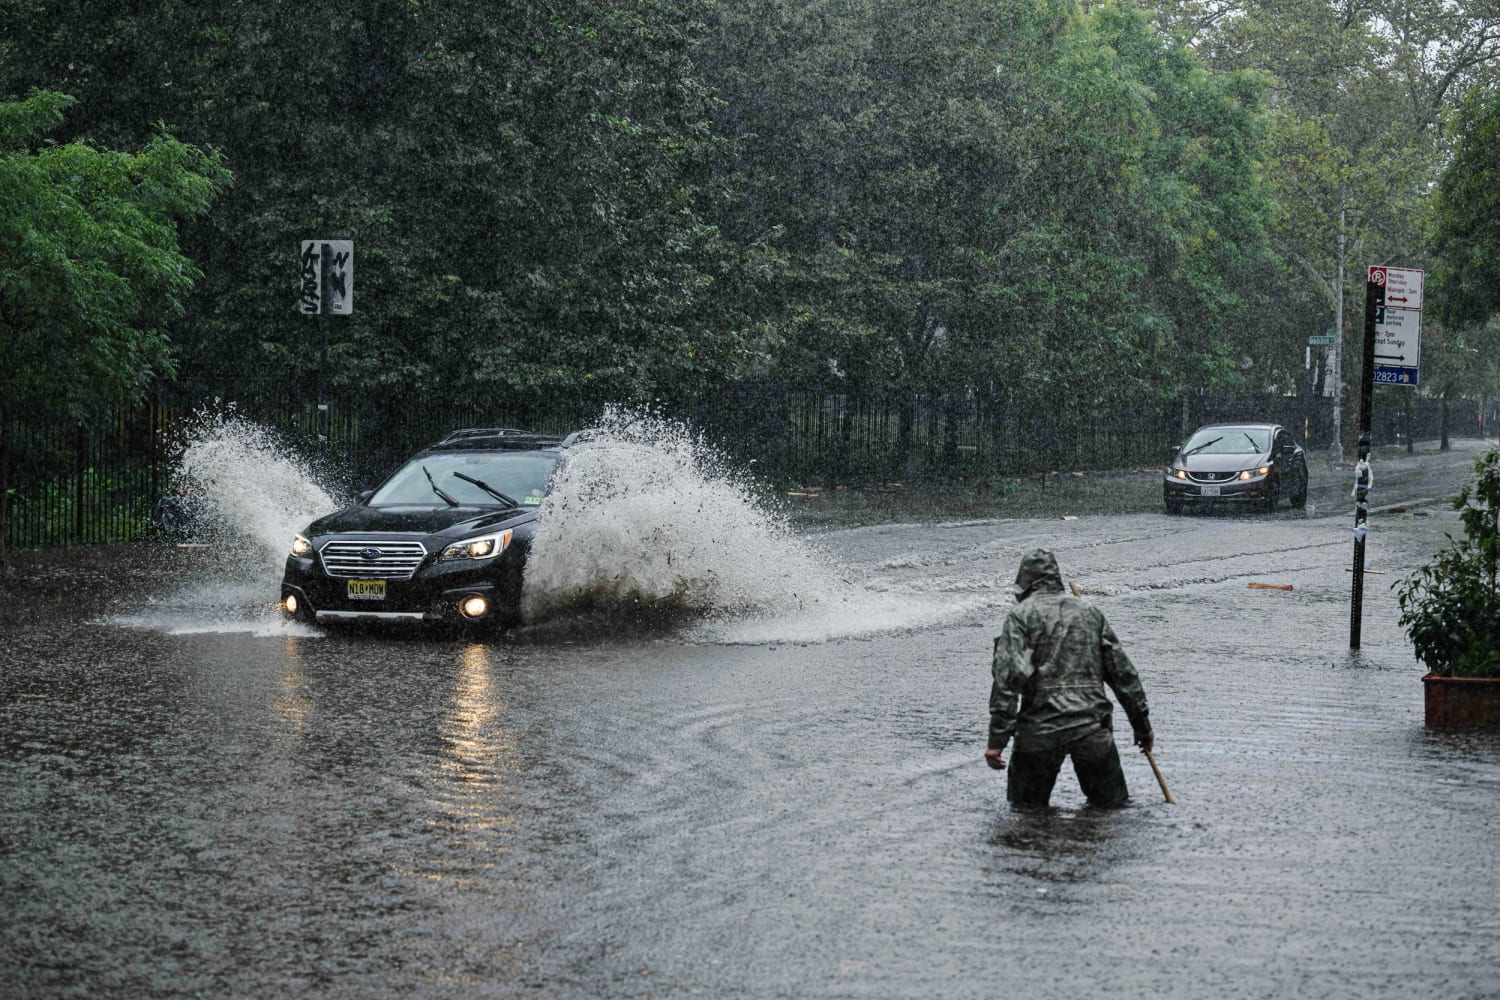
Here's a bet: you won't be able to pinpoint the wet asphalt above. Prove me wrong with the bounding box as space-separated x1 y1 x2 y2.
3 442 1499 999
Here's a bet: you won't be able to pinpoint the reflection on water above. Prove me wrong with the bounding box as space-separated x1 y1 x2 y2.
272 638 311 729
394 642 522 891
441 643 511 789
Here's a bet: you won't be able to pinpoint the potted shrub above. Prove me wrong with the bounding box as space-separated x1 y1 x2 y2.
1397 446 1500 725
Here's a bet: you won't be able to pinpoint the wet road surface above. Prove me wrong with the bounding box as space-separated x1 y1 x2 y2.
3 441 1499 998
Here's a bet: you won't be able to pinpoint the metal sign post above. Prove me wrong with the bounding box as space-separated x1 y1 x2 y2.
1351 265 1423 649
1351 278 1377 649
299 240 354 444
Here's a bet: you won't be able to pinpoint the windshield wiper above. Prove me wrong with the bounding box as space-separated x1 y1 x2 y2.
1243 432 1262 450
452 470 519 508
1182 436 1222 457
423 465 460 507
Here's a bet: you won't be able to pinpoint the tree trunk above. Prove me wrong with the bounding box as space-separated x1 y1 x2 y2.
837 394 854 482
0 402 10 568
1441 389 1451 452
942 394 959 470
896 391 915 480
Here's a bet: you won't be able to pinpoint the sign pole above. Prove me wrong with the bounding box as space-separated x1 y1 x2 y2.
1350 277 1380 649
300 239 353 446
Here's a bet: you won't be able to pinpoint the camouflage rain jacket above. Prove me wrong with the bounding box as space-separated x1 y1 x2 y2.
988 549 1150 753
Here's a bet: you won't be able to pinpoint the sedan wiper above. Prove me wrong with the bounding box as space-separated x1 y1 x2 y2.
452 470 519 508
1182 436 1222 457
1242 432 1262 450
423 465 460 507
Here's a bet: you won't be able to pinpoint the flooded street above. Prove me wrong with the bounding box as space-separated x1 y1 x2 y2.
4 442 1500 998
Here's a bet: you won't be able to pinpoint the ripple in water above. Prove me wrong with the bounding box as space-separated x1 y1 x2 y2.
522 410 986 644
112 412 336 636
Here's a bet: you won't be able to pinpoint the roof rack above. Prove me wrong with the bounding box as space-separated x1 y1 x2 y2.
436 427 533 444
423 428 568 452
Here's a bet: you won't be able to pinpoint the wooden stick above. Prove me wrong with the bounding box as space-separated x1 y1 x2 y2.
1144 749 1173 804
1248 582 1294 591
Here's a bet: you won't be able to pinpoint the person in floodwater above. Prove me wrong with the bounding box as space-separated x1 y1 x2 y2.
983 549 1153 808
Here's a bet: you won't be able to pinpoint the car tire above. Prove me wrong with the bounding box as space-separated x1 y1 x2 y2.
1291 467 1308 508
1165 498 1184 515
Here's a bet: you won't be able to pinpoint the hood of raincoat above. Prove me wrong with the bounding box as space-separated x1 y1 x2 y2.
1013 548 1064 600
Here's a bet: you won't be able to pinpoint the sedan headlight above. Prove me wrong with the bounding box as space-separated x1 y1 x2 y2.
439 529 513 562
1238 466 1272 481
290 534 313 557
1173 469 1188 480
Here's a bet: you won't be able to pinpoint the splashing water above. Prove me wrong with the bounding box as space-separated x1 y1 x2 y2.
173 412 340 566
522 410 986 643
112 413 337 636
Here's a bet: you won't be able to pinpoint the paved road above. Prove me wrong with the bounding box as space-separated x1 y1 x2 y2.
2 439 1497 998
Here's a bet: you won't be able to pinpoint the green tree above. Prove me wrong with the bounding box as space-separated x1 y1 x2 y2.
1181 0 1500 454
1434 86 1500 330
1 1 742 415
0 88 229 561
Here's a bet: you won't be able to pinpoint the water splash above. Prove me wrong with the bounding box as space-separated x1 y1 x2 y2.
112 412 335 636
521 410 984 643
172 411 340 566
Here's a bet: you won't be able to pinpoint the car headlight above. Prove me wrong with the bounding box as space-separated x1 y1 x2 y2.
439 529 513 562
1238 466 1272 481
291 534 313 557
1173 469 1188 480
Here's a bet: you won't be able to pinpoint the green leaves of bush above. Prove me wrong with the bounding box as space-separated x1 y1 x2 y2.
1398 447 1500 677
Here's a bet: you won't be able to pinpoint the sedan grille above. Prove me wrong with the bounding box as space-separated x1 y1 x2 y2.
1190 470 1237 483
320 540 428 579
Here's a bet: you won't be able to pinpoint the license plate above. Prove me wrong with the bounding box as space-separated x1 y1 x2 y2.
1200 484 1221 497
347 579 386 600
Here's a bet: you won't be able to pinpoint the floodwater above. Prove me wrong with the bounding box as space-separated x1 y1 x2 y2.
3 434 1499 998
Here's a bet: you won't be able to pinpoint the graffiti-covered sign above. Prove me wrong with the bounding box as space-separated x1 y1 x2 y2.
299 240 354 315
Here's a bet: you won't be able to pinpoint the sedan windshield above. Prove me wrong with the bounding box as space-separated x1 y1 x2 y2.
1182 427 1270 456
370 451 559 506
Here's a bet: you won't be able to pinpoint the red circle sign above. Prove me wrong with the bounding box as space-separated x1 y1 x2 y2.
1370 267 1387 285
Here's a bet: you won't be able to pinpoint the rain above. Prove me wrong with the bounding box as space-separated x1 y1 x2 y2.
4 1 1500 997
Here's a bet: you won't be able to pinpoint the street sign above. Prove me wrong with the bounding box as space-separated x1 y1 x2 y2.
1368 265 1422 387
1307 334 1337 345
299 240 354 315
1369 265 1423 311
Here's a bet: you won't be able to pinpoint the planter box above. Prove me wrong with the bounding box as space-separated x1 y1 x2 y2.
1423 672 1500 727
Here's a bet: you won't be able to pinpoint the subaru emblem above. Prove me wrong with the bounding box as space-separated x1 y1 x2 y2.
359 547 383 561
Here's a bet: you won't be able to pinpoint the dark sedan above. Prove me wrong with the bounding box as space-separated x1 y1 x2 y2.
1164 422 1308 513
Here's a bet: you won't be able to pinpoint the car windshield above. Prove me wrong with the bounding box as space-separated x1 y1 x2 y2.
370 451 559 507
1182 427 1270 456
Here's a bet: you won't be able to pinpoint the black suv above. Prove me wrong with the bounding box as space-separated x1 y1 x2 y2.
280 428 573 629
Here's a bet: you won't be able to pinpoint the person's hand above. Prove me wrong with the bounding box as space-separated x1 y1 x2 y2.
1134 728 1154 754
984 748 1006 770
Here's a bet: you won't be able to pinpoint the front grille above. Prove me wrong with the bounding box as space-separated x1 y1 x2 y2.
1190 470 1236 483
320 539 428 579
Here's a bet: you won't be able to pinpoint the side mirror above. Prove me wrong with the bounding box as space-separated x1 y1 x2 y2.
357 490 374 505
1170 443 1182 455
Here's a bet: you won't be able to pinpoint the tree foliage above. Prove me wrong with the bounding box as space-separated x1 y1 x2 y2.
1434 86 1500 330
0 87 228 558
0 88 228 416
3 0 1500 463
1398 446 1500 677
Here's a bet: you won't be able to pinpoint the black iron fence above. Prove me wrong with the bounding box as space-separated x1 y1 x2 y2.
2 381 1492 550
